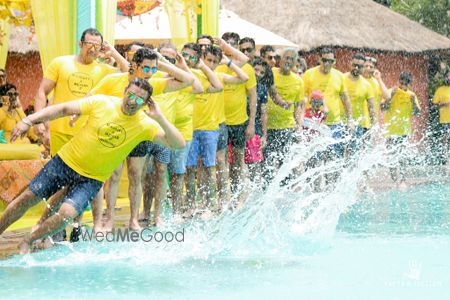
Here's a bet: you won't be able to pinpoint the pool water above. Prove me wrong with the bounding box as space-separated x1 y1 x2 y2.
1 137 449 299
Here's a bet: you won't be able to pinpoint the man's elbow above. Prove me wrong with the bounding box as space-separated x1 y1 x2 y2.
171 138 186 150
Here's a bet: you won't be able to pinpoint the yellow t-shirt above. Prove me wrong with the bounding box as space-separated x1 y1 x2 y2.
45 55 116 135
90 72 167 98
432 85 450 124
193 73 224 131
384 88 420 137
173 69 211 140
58 95 161 182
302 66 346 125
344 73 375 128
367 77 382 120
0 107 38 143
216 63 257 125
267 68 304 129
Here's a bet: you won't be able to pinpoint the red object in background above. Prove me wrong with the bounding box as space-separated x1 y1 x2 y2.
244 135 264 164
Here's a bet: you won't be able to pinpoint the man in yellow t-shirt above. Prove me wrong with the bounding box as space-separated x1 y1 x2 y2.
0 78 185 253
217 32 257 198
34 28 129 156
382 71 420 183
363 56 390 123
432 70 450 165
264 48 305 183
185 45 249 214
344 53 376 156
303 48 353 159
90 46 195 230
143 43 212 225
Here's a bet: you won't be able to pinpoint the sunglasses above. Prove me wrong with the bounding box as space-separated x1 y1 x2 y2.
127 91 146 105
311 99 323 106
365 57 377 64
141 65 157 74
83 41 102 51
321 57 336 64
6 91 19 97
352 63 364 69
265 55 276 61
164 56 176 64
182 51 198 62
240 47 254 53
226 40 238 46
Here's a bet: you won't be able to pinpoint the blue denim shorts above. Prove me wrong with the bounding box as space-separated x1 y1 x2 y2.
441 123 450 133
168 141 192 174
187 130 219 167
217 123 229 151
29 155 103 214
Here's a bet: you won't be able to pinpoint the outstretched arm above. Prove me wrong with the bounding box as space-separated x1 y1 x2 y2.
11 101 81 142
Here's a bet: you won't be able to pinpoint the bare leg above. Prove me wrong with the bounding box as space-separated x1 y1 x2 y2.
0 189 42 235
90 188 104 232
199 166 217 210
216 149 229 210
35 188 67 225
230 147 245 201
170 173 185 215
103 162 124 231
19 203 78 254
185 167 197 217
152 161 168 227
127 156 146 231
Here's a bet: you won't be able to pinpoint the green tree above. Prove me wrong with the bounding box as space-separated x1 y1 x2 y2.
389 0 450 37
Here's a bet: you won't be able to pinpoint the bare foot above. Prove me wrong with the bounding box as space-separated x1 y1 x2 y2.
199 209 213 221
129 219 142 231
103 218 114 232
18 238 32 254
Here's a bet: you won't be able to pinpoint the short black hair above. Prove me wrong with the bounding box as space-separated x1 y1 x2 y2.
126 78 153 101
222 32 240 43
132 47 158 65
197 34 214 44
320 47 335 56
239 37 255 49
126 41 145 52
399 71 413 84
183 43 202 59
0 83 17 96
203 45 223 60
352 53 365 61
259 45 275 58
251 56 268 68
80 28 103 43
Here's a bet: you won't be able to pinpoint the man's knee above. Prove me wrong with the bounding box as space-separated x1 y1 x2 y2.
58 203 79 221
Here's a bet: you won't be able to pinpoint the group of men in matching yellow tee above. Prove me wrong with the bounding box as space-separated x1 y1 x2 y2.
1 27 449 252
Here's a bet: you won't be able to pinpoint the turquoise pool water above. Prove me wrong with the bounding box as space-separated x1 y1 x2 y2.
1 139 449 299
1 182 449 300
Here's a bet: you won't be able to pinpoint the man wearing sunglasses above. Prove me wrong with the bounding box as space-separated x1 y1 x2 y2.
303 47 353 161
343 53 376 157
87 46 196 231
363 56 390 124
264 48 305 185
1 78 185 253
142 42 211 226
216 32 257 202
382 71 420 184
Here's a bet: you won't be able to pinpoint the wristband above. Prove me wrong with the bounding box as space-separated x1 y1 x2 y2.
227 60 233 67
22 117 33 127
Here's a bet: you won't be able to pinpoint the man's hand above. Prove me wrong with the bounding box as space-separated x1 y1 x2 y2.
11 121 31 142
143 98 163 121
34 123 49 148
245 123 255 140
175 52 189 70
373 69 382 80
220 54 231 66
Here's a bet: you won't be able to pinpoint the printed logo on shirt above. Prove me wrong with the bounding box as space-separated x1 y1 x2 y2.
68 72 94 97
97 122 126 148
